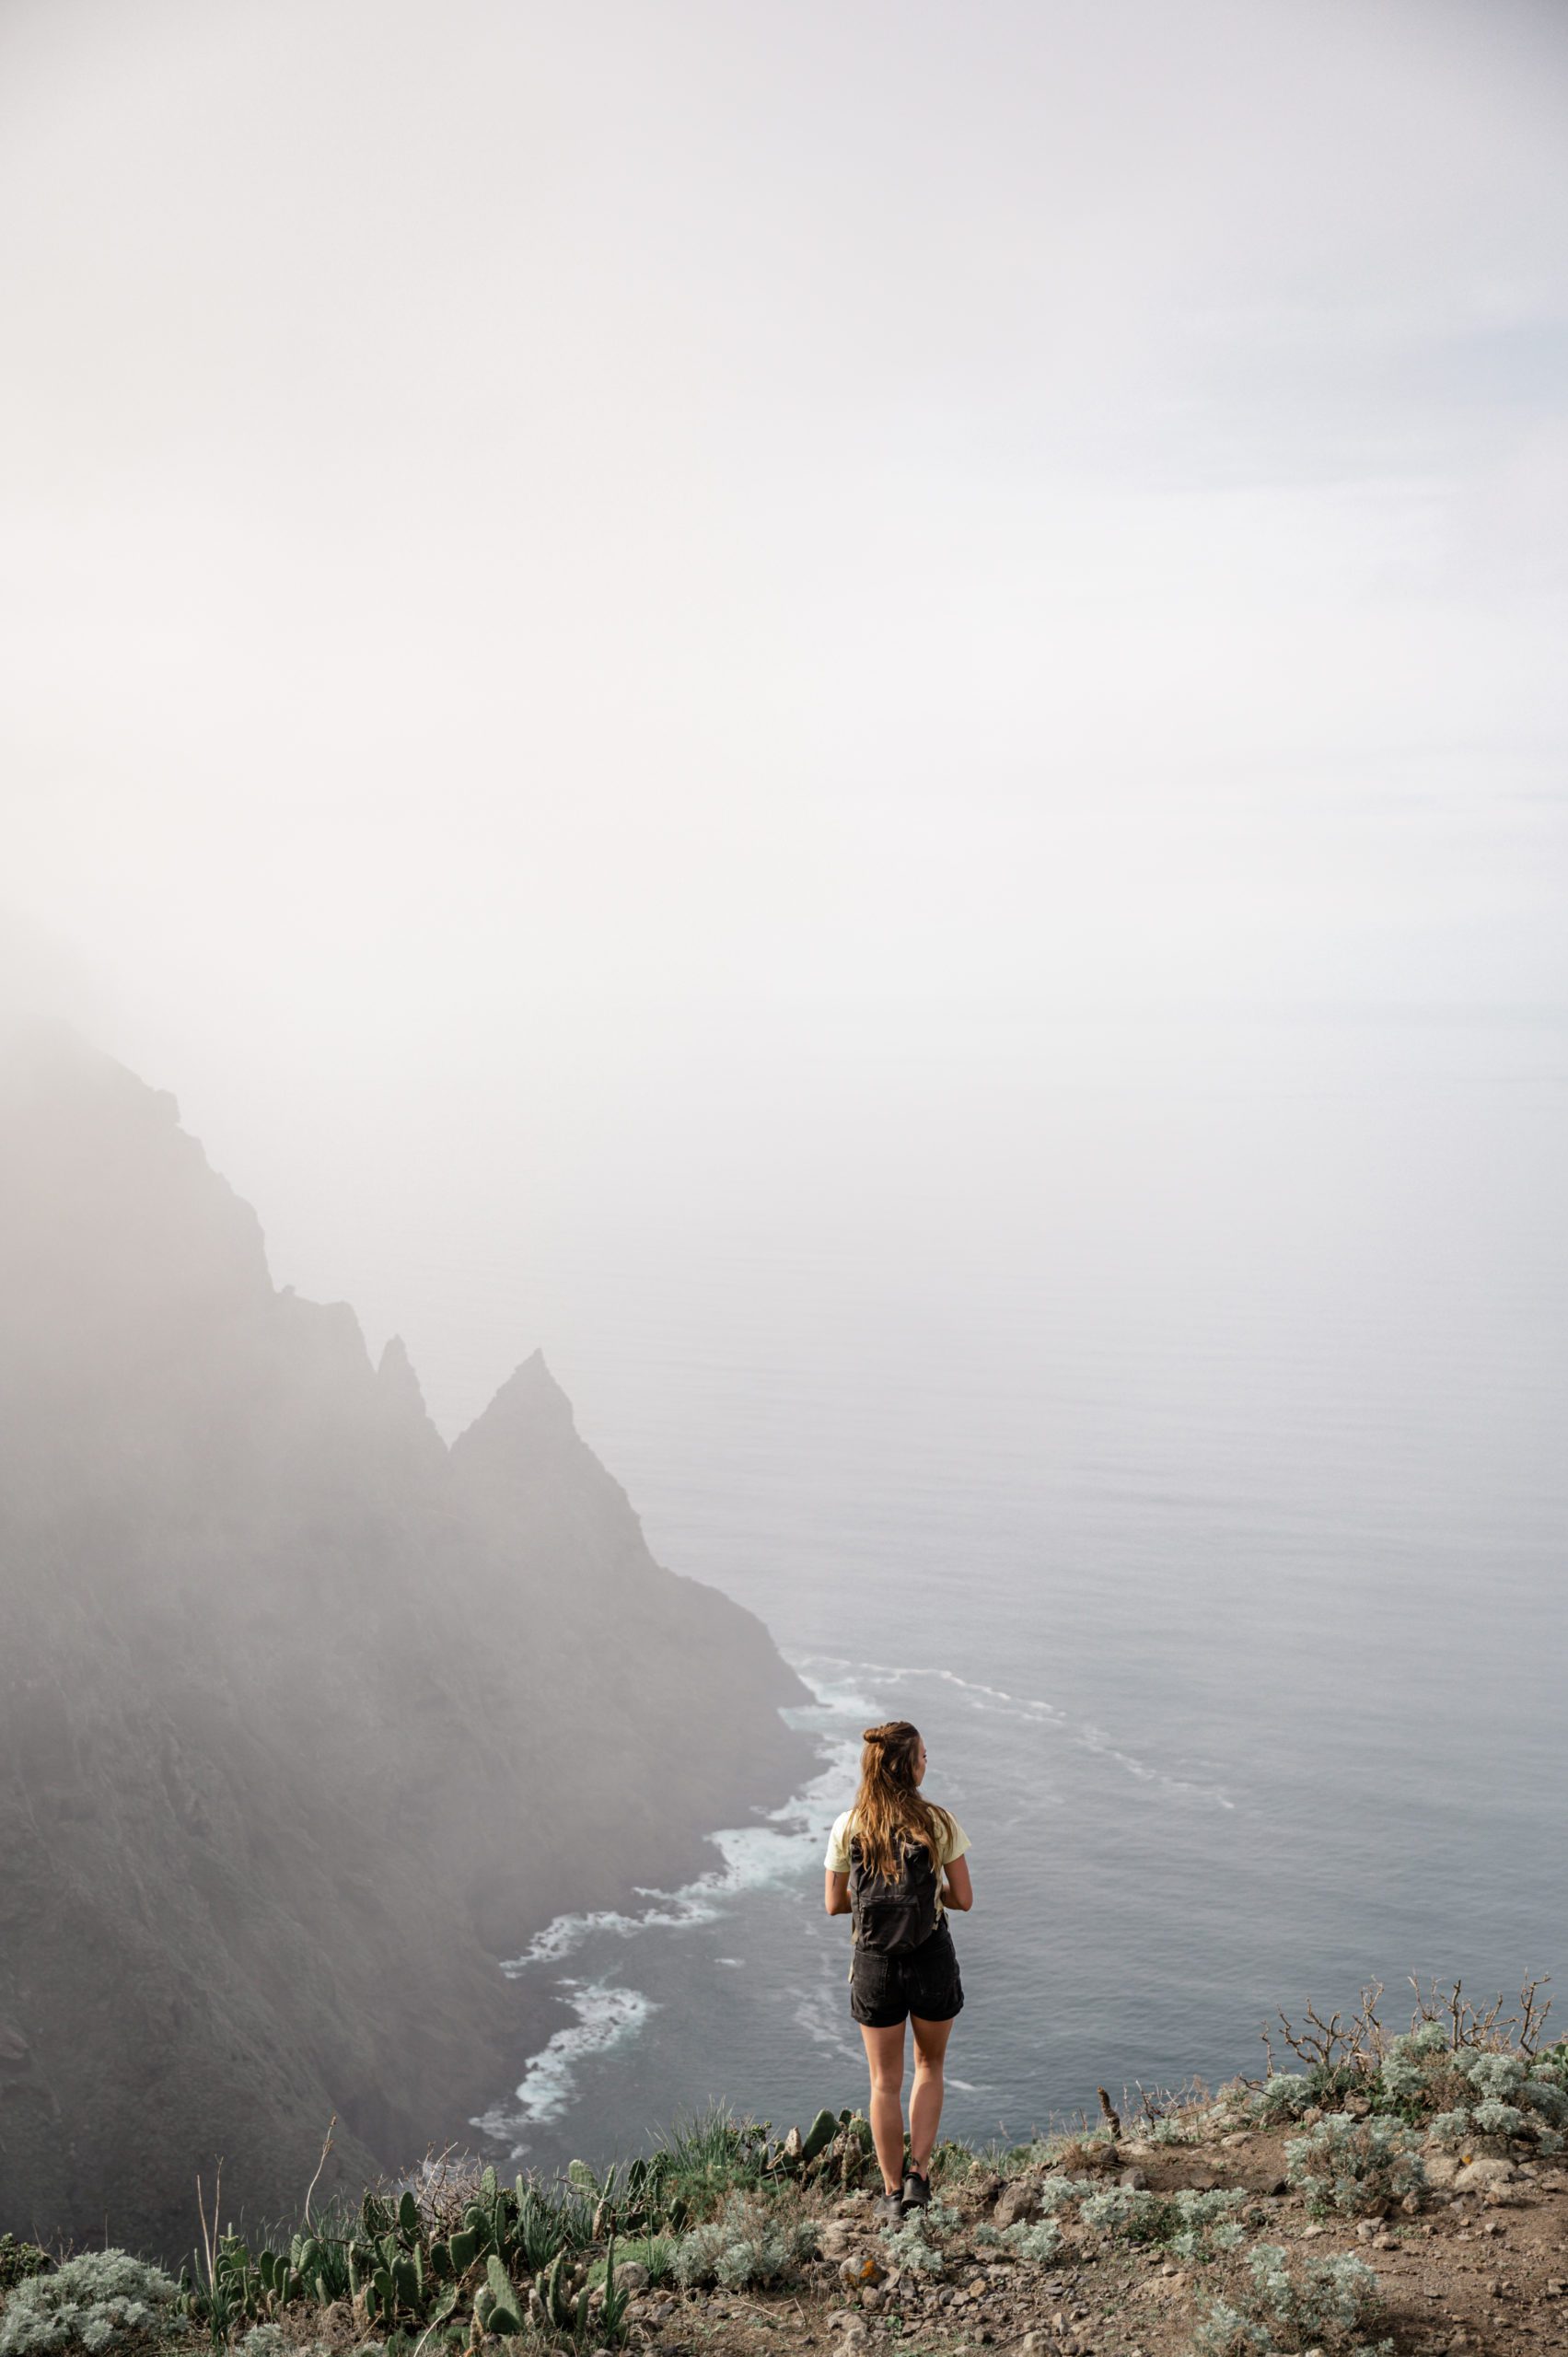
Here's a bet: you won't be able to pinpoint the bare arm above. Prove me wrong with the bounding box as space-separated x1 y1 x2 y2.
824 1868 852 1917
941 1855 973 1912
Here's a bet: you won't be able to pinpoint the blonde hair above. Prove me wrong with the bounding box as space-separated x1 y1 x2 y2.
847 1720 954 1880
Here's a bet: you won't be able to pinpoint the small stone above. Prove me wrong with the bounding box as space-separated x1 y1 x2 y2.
614 2261 650 2293
1374 2233 1399 2251
1452 2158 1516 2196
861 2285 882 2311
994 2178 1044 2229
1301 2222 1326 2239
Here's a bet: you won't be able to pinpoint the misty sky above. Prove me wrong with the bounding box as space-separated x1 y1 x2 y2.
4 0 1566 1438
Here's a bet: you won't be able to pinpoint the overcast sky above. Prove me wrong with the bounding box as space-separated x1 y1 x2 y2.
4 0 1565 1432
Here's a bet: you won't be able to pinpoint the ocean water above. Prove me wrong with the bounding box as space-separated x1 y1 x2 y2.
411 1029 1568 2176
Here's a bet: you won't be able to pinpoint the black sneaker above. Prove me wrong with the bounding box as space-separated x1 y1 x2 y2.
874 2191 906 2229
900 2168 931 2215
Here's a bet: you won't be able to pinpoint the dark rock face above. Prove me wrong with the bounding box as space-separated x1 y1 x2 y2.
0 1027 813 2257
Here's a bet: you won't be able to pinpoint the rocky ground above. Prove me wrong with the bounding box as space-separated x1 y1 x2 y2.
615 2127 1568 2357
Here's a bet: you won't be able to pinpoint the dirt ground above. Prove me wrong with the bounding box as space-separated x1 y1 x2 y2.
621 2130 1568 2357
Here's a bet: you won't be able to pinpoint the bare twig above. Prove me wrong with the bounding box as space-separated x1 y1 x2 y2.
1406 1974 1551 2057
195 2161 224 2319
1353 1981 1388 2061
303 2114 337 2228
1274 2002 1352 2073
1518 1977 1553 2057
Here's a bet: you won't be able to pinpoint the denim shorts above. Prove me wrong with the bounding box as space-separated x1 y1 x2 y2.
849 1916 964 2028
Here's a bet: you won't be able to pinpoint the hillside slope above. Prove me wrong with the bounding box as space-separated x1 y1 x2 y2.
0 1028 812 2257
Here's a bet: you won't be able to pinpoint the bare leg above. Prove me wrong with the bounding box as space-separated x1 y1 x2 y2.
908 2014 954 2176
858 2019 908 2194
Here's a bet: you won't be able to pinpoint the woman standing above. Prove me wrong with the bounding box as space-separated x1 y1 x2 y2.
823 1720 973 2224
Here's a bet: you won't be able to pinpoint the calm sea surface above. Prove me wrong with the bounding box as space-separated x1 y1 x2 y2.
403 1031 1568 2175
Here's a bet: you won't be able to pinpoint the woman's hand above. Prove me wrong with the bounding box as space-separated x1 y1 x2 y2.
940 1856 973 1912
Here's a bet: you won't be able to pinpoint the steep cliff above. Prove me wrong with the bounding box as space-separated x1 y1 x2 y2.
0 1028 813 2257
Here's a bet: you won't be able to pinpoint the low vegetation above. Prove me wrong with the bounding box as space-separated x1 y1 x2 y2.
0 2253 179 2356
1192 2243 1389 2357
5 1975 1567 2357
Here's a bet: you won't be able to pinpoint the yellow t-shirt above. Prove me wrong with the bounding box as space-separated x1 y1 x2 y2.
824 1806 970 1917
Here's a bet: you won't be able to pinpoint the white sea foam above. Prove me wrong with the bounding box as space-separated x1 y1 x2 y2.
788 1650 1066 1727
471 1980 656 2156
791 1649 1235 1808
500 1724 858 1975
793 1986 862 2061
485 1704 861 2156
1076 1724 1235 1809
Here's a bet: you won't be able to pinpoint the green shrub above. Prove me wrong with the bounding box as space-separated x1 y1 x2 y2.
878 2213 949 2274
1533 2039 1568 2089
1372 2026 1565 2150
0 2247 51 2300
1284 2116 1424 2219
671 2194 816 2290
1194 2242 1389 2355
975 2177 1246 2266
234 2331 302 2357
997 2220 1063 2263
586 2236 677 2291
1388 2044 1568 2155
0 2252 178 2355
1244 2075 1316 2127
1079 2184 1248 2259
